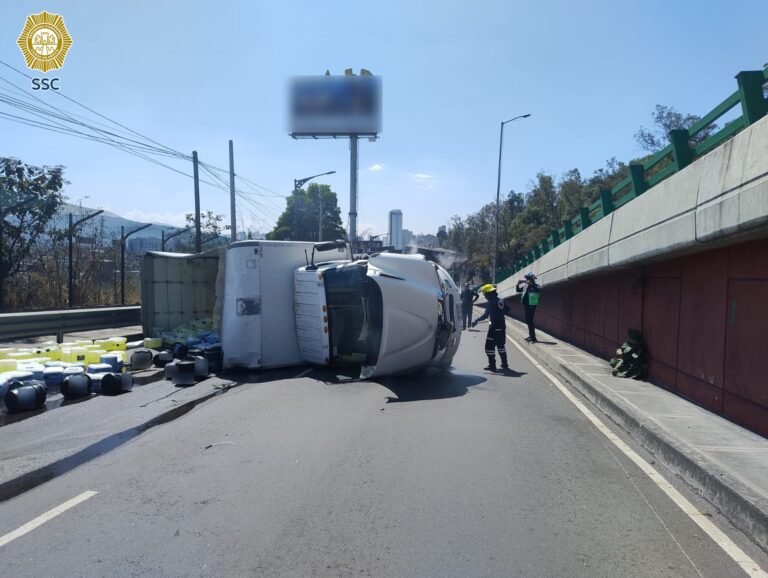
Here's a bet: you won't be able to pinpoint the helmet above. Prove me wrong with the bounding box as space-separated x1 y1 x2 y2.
524 272 537 280
480 284 497 295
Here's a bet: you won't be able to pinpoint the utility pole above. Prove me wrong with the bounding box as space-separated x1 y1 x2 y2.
192 150 202 253
68 209 104 307
120 223 151 304
229 140 237 242
319 196 324 242
349 135 359 251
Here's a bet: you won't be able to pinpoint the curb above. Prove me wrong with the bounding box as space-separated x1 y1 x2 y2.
505 320 768 553
0 378 237 504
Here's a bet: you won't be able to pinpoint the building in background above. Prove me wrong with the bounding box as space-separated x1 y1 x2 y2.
127 236 161 252
402 229 413 247
388 210 403 252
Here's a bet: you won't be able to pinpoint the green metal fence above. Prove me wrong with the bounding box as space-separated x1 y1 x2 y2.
500 69 768 281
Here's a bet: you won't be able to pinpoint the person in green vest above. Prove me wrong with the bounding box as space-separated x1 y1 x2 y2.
516 272 541 343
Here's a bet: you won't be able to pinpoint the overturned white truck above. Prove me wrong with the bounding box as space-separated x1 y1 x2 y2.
142 240 462 378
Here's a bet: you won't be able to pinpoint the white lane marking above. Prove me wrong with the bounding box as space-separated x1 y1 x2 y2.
0 491 97 548
294 368 312 378
506 335 767 578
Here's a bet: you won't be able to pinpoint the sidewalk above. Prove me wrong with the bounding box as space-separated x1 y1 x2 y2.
504 316 768 553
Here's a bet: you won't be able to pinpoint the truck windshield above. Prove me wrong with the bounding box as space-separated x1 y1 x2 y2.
323 263 382 366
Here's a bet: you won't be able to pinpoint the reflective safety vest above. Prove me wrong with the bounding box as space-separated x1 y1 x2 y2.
519 284 541 306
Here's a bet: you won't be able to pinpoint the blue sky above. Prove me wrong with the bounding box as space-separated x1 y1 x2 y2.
1 0 765 238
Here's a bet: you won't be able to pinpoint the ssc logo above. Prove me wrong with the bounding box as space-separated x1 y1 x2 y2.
17 11 73 73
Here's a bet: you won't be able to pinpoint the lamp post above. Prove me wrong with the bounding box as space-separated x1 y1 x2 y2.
293 171 336 241
492 113 531 284
161 227 191 251
293 170 336 192
68 210 104 307
120 223 152 304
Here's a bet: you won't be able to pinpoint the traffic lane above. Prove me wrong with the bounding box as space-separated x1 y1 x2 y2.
0 335 764 576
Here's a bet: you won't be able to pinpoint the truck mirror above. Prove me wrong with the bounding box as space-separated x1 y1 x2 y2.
315 240 347 252
308 240 349 269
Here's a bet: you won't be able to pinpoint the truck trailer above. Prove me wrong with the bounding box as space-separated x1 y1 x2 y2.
141 240 462 379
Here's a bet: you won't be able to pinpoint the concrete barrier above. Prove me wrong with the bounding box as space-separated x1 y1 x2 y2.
508 114 768 286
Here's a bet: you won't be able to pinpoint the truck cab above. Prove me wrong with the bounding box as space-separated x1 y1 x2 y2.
295 251 461 378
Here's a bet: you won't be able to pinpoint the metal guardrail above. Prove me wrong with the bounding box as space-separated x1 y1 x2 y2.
501 68 768 280
0 306 141 342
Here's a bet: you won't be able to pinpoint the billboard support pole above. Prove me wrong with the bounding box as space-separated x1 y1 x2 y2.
229 140 237 242
349 135 358 251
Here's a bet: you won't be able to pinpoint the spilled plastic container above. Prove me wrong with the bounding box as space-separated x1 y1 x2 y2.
0 359 17 372
87 363 112 374
4 380 47 413
171 343 189 359
191 356 209 379
172 359 196 386
203 346 224 373
41 344 61 361
101 337 127 352
100 354 124 373
143 337 162 349
1 371 34 398
60 373 91 400
120 373 134 392
163 361 178 381
61 347 87 364
86 349 108 366
153 350 174 368
63 365 85 376
7 351 33 362
130 348 153 370
43 366 65 387
18 363 45 381
96 373 122 396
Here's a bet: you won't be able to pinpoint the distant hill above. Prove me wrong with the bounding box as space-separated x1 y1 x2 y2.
55 203 182 239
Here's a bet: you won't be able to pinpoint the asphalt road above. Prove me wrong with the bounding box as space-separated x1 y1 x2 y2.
0 326 766 577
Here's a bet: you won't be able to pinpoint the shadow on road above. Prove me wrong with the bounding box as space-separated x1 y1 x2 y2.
375 368 486 403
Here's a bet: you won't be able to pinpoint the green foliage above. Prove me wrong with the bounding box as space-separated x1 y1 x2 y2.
0 157 67 282
609 329 648 379
634 105 718 153
443 104 705 278
173 210 227 251
267 183 345 242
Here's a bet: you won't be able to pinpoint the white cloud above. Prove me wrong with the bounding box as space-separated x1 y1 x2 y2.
368 163 384 172
410 172 434 180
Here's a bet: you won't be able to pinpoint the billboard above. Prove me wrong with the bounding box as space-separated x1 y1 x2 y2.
289 75 381 136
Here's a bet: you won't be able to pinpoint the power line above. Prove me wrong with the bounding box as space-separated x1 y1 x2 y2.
0 59 290 231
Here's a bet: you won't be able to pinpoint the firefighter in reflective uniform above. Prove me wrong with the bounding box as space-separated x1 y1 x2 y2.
516 272 541 343
472 284 510 371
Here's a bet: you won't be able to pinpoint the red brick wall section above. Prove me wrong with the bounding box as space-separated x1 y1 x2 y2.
504 237 768 438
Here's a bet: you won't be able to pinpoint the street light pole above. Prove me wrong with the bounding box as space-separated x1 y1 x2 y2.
492 113 531 284
68 209 104 307
293 170 336 242
161 227 191 251
120 223 152 305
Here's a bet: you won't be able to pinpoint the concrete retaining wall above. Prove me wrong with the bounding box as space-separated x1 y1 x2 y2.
499 114 768 300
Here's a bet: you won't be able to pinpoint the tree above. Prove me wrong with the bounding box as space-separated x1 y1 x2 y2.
267 183 345 242
170 211 227 252
436 225 447 247
1 158 66 309
634 105 718 153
